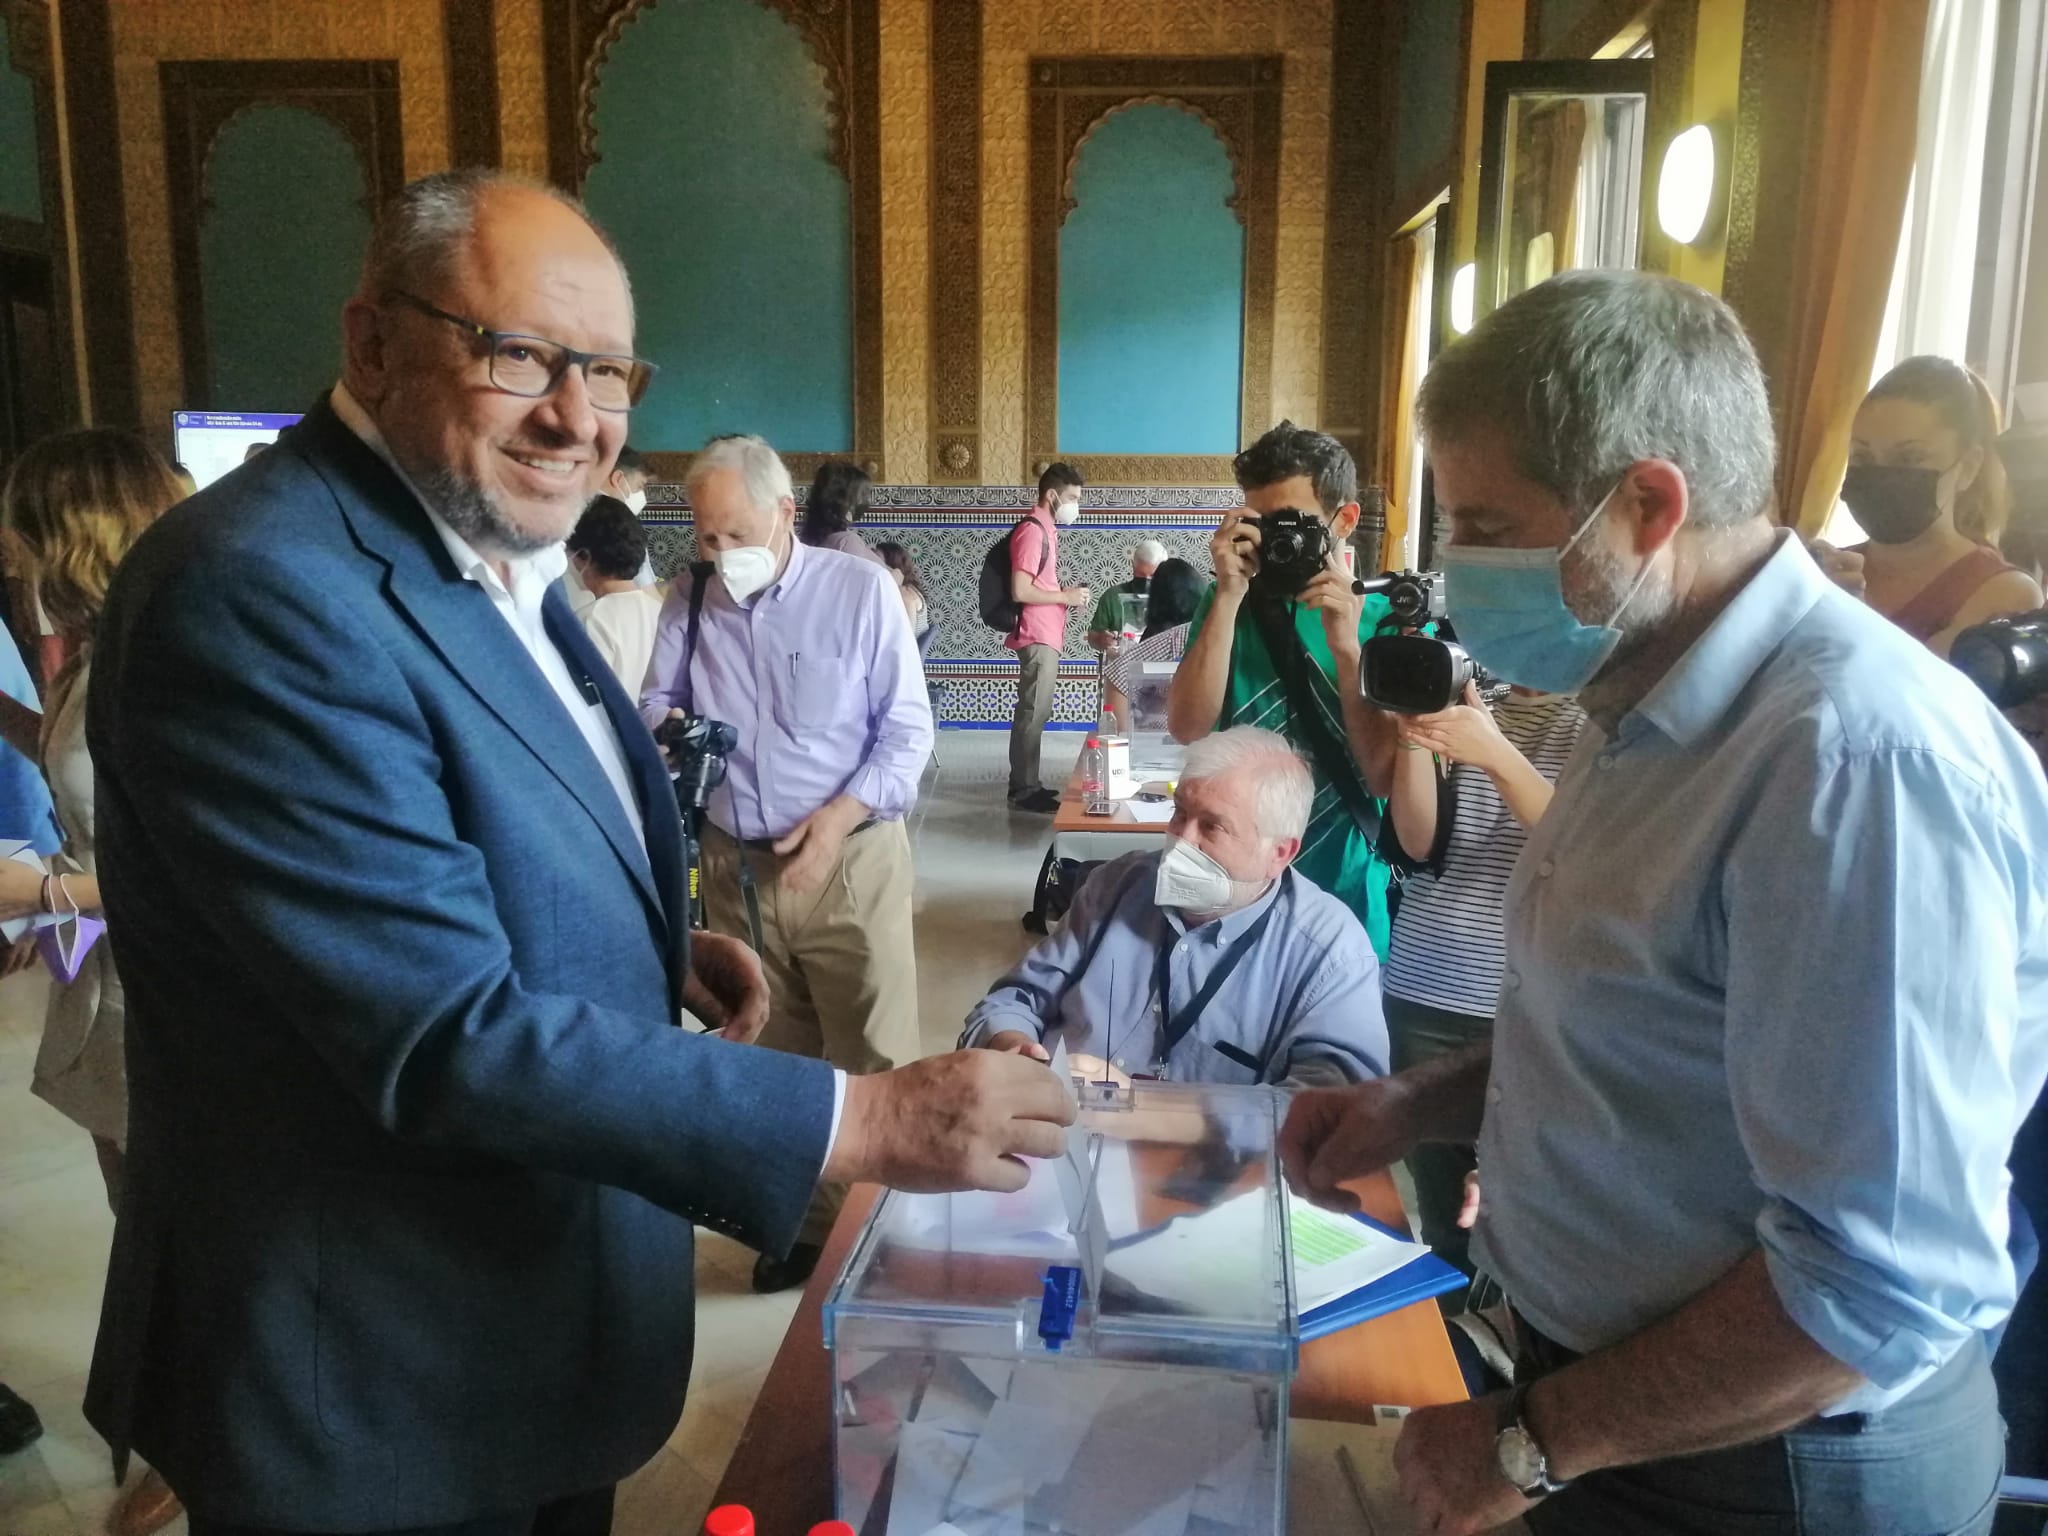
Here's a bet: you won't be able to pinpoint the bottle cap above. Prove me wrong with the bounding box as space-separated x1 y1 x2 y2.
1085 735 1100 747
809 1525 858 1536
703 1507 755 1536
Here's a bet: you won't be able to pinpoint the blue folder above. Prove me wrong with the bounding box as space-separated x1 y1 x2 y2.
1297 1211 1469 1342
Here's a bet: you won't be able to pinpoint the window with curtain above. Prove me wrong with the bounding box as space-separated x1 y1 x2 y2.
1820 0 1998 544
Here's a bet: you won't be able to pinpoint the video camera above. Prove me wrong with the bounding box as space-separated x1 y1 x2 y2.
1356 569 1511 716
1356 569 1446 628
1952 609 2048 709
1246 507 1333 601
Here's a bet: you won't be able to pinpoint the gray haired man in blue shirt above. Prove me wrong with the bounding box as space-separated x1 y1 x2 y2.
1282 270 2048 1536
962 725 1388 1087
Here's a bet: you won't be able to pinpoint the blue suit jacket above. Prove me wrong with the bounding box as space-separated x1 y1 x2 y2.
82 402 837 1527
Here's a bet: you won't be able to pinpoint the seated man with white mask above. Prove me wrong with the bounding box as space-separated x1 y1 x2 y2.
960 726 1388 1088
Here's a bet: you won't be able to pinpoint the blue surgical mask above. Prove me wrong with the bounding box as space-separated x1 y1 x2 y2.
1439 482 1658 694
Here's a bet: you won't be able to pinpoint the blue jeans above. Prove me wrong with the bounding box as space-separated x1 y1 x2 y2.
1523 1334 2004 1536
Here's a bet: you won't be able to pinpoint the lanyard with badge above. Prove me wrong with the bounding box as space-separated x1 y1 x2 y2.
1122 901 1278 1078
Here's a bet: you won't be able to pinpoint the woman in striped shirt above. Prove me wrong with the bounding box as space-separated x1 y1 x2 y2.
1382 681 1585 1293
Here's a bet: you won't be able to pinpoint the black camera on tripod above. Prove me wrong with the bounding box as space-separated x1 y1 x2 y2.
1356 569 1510 716
1246 507 1334 601
1952 609 2048 709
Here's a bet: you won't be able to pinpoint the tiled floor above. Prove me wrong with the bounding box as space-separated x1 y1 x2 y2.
0 730 1067 1536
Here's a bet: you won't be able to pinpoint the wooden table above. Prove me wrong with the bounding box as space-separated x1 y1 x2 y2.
709 1170 1466 1533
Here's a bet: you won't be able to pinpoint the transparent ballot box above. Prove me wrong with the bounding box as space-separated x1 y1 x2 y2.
822 1081 1297 1536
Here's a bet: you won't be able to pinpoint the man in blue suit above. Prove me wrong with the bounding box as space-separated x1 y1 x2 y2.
81 170 1071 1536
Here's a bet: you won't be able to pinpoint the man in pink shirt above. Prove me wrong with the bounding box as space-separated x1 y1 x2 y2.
1007 463 1091 812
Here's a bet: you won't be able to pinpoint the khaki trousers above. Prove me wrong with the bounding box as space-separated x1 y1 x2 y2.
701 819 921 1244
1008 642 1060 795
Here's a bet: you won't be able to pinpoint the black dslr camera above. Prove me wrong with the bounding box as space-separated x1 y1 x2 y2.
1356 569 1510 715
656 711 740 820
655 711 740 935
1247 507 1333 600
1952 610 2048 709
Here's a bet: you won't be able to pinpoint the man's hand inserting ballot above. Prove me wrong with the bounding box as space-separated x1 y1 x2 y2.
824 1049 1077 1193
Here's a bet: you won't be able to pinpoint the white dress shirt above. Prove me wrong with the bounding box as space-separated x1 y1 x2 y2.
330 385 644 848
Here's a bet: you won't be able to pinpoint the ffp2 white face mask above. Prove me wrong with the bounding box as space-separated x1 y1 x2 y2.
622 489 648 515
1154 835 1260 916
715 545 779 603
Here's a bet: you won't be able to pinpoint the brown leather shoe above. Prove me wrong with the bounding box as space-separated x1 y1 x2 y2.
112 1468 182 1536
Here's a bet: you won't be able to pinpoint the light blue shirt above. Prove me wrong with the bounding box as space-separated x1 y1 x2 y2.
0 631 60 856
960 851 1389 1086
1473 532 2048 1413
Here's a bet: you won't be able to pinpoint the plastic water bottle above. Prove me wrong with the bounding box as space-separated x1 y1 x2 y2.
1081 735 1110 815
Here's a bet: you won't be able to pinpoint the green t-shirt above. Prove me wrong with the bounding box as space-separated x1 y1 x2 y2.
1185 582 1395 958
1090 579 1149 636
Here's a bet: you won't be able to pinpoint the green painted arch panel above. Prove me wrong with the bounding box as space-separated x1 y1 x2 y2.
198 103 368 410
1057 101 1244 457
0 12 44 223
583 0 853 451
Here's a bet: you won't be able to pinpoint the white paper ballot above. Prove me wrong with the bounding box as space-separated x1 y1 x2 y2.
1104 1188 1434 1318
1118 798 1175 825
1286 1194 1437 1313
887 1421 977 1536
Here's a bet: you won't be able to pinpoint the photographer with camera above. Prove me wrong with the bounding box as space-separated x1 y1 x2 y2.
1167 422 1402 956
1380 681 1583 1291
639 433 934 1294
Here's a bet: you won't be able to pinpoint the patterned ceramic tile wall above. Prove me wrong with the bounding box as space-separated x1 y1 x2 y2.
641 484 1231 726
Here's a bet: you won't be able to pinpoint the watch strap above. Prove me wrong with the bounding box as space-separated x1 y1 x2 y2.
1502 1384 1571 1495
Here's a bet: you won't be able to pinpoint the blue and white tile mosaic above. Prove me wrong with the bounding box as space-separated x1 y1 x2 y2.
641 486 1230 727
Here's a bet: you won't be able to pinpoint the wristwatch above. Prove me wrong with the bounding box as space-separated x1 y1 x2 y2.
1494 1384 1570 1497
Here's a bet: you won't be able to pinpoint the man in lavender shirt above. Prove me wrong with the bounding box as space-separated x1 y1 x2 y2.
640 433 933 1291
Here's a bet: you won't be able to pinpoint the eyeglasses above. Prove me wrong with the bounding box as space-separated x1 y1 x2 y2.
388 291 658 411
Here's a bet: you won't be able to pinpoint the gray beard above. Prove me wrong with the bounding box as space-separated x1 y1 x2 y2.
1566 531 1676 671
412 463 575 559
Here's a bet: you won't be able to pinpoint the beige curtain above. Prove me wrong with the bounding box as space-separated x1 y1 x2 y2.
1376 232 1423 570
1782 0 1932 533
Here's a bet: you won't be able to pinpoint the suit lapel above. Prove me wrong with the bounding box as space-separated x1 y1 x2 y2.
296 403 667 927
543 595 689 948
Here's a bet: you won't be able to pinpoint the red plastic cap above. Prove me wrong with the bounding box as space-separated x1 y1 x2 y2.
703 1507 755 1536
809 1525 858 1536
1085 735 1100 747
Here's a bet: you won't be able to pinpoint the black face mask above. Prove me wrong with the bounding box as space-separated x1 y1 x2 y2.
1840 463 1946 545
